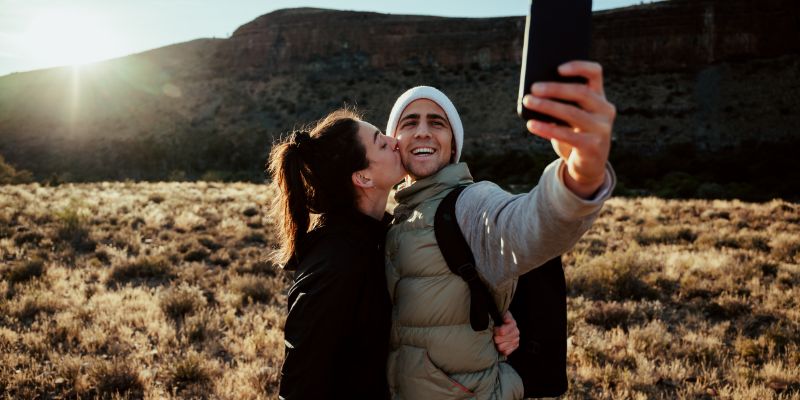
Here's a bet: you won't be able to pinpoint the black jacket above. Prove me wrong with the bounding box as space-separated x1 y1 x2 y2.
279 209 392 400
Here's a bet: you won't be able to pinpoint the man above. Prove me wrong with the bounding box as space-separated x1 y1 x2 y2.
384 61 616 399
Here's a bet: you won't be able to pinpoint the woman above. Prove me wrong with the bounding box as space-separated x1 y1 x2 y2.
269 109 517 399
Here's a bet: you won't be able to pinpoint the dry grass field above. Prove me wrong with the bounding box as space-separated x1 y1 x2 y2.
1 182 798 399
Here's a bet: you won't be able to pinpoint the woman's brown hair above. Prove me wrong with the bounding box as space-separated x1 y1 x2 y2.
267 109 368 267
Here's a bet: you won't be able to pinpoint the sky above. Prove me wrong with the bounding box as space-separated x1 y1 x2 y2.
0 0 656 77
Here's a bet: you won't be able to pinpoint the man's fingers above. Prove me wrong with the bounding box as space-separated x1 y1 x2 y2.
529 83 612 116
558 60 604 96
523 95 602 131
494 324 513 336
497 338 521 356
494 332 520 344
526 119 585 148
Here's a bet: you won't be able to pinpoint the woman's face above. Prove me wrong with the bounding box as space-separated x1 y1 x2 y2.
355 120 406 191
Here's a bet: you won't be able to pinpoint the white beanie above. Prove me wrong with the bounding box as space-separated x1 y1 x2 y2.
385 86 464 163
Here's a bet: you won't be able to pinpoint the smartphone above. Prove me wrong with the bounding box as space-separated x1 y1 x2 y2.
517 0 593 124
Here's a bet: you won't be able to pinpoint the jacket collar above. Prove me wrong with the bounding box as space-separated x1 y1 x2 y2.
319 208 392 238
284 208 391 271
393 162 473 218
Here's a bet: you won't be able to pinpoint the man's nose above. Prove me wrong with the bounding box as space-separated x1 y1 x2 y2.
413 122 432 138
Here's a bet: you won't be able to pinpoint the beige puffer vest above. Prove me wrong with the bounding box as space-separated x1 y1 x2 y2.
385 163 523 400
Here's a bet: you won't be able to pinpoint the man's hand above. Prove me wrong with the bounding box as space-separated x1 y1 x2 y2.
493 311 520 356
522 61 615 199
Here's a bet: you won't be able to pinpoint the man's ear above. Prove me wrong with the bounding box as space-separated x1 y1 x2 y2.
352 171 374 189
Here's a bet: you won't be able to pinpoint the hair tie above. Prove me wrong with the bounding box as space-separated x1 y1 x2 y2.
292 130 312 154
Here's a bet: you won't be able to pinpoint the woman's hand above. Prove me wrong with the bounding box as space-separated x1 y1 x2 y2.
493 311 520 356
522 61 615 199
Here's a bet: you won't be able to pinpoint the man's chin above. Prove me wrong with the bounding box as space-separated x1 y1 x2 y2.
405 162 441 181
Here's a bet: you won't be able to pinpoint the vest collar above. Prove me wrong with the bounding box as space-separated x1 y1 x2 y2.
393 162 473 217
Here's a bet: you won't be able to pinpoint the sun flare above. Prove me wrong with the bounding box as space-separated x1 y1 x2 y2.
21 9 121 67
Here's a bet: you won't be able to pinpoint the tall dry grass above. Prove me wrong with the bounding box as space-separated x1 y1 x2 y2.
0 183 798 399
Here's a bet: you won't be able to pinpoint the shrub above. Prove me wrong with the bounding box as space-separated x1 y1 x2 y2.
242 206 259 217
160 285 207 321
237 260 279 277
13 294 62 322
233 276 273 307
0 155 34 184
567 247 660 301
13 230 44 246
197 236 222 251
54 206 96 252
771 234 800 263
147 193 165 204
184 311 220 344
635 226 696 245
240 231 268 246
167 353 213 396
584 301 637 330
184 248 210 262
107 255 175 287
92 359 145 399
5 259 45 285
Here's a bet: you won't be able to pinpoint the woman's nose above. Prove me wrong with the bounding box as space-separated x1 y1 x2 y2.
387 136 399 150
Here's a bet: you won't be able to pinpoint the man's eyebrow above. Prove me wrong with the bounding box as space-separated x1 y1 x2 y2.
399 113 420 123
428 113 450 126
373 130 380 144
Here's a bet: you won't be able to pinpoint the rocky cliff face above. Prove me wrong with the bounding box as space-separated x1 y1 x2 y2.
0 0 797 199
211 0 798 74
214 8 523 72
593 0 799 71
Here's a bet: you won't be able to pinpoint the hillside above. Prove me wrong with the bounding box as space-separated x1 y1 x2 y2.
0 0 798 200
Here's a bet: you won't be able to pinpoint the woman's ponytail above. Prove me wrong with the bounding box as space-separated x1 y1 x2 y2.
268 131 312 266
267 110 368 267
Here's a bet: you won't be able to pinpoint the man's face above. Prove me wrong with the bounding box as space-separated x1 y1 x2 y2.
394 99 454 181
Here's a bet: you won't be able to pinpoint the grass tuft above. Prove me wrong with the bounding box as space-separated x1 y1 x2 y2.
92 359 145 399
635 226 696 245
107 255 175 287
167 353 214 396
233 276 273 307
5 259 45 285
568 247 660 301
160 285 207 321
55 206 96 252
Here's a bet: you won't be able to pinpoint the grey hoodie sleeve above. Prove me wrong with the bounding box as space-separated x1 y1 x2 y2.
455 159 616 292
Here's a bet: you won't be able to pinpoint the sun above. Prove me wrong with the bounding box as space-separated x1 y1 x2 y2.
21 8 121 67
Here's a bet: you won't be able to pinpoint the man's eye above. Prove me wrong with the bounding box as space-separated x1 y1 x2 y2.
381 143 387 149
402 121 416 128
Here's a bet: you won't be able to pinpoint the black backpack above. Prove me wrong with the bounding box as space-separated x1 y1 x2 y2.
434 185 568 398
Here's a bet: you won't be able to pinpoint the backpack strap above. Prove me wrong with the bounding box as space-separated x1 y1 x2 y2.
434 185 504 331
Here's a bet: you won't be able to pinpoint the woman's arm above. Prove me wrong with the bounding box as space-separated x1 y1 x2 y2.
279 238 366 399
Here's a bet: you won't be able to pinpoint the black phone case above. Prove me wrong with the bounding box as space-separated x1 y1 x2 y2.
517 0 593 124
